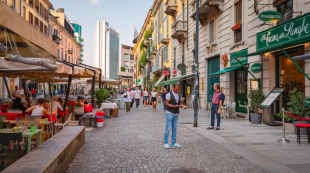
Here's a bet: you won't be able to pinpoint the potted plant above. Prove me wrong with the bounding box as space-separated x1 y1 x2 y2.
248 88 265 124
92 88 109 107
287 88 310 135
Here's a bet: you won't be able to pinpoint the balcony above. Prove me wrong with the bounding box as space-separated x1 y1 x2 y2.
160 32 170 45
80 52 84 57
171 20 187 42
150 45 157 55
143 40 148 48
80 36 84 42
152 64 160 73
165 0 178 16
68 49 73 54
53 38 60 45
81 48 84 52
190 0 224 25
79 42 84 47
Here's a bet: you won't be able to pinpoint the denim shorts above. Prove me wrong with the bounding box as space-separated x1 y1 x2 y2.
144 96 148 100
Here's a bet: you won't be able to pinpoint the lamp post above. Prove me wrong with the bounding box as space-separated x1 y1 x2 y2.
194 0 199 127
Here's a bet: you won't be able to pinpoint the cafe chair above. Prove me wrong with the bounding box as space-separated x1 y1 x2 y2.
35 119 48 142
20 118 29 121
0 135 11 171
7 109 23 113
2 121 11 128
25 115 42 121
74 106 84 120
54 113 73 131
0 133 26 161
228 102 237 119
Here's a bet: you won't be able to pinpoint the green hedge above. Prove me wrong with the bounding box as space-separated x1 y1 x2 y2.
120 67 125 72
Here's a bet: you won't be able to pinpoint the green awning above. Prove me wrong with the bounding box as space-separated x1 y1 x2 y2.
159 74 195 86
209 66 244 76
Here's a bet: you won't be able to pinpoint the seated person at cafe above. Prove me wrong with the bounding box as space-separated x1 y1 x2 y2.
26 98 50 116
58 97 64 107
84 101 89 106
24 95 35 108
75 96 84 107
52 97 63 118
12 98 27 111
43 100 56 115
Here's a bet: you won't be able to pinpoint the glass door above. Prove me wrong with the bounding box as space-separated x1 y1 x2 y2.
235 69 248 113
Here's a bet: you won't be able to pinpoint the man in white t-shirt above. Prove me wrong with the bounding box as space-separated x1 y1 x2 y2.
133 87 141 110
12 85 22 101
130 87 135 108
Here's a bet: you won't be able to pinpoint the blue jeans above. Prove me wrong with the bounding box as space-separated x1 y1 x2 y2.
164 113 178 145
211 104 221 127
163 100 166 110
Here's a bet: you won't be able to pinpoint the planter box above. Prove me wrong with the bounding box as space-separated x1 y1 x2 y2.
293 121 310 135
250 113 262 124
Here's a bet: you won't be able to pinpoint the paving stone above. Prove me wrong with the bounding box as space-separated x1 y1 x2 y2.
67 105 267 173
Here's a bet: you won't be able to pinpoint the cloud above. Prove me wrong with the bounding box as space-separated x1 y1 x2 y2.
90 0 99 4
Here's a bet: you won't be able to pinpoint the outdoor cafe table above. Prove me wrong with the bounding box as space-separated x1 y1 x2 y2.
100 103 118 118
112 99 123 108
0 113 24 120
0 128 42 153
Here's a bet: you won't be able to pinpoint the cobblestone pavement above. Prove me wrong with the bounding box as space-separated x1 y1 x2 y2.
67 103 267 173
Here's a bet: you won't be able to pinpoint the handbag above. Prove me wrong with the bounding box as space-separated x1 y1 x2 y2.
123 91 128 98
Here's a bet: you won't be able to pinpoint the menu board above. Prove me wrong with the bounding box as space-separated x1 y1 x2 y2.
259 87 286 108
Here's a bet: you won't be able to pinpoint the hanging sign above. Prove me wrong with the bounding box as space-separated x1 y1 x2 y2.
172 71 177 75
187 85 191 95
137 79 140 83
257 12 310 52
177 63 186 70
258 11 282 23
162 70 169 76
230 48 248 66
304 98 310 107
251 63 261 73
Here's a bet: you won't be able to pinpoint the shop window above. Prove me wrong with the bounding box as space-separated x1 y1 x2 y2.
234 0 242 43
276 0 293 25
278 48 305 110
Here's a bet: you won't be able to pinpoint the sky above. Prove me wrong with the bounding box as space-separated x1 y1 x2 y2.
51 0 152 66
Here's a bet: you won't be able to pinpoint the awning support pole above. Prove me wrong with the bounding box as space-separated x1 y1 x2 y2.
91 72 96 106
235 58 263 87
99 69 102 88
281 48 310 81
63 74 72 123
48 83 52 97
3 77 11 98
21 79 26 96
50 70 55 137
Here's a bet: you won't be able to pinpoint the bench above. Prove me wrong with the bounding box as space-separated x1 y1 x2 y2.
2 126 85 173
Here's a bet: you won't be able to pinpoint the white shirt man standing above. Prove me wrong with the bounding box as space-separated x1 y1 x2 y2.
12 85 22 101
133 87 141 110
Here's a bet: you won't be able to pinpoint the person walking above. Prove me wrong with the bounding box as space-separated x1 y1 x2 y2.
143 87 151 109
161 88 168 112
207 83 224 131
133 87 141 110
12 85 22 101
151 88 159 112
31 88 36 98
123 88 132 113
163 83 187 149
130 87 135 108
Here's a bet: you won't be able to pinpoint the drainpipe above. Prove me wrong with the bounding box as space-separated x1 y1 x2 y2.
187 0 189 50
254 0 259 15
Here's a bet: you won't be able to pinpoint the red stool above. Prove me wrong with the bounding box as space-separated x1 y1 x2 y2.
295 124 310 144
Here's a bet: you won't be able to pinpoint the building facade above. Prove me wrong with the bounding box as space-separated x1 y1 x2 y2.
71 21 84 63
49 8 81 64
118 45 134 89
94 20 120 79
133 0 310 122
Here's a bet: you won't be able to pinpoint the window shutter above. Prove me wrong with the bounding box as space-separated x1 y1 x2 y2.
161 2 164 22
167 18 169 38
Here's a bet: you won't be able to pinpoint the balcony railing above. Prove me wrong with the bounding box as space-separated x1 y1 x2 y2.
165 0 178 16
80 36 84 42
81 48 84 52
68 49 73 54
79 42 84 47
150 45 157 55
160 32 170 45
171 20 187 41
80 52 84 57
152 64 160 73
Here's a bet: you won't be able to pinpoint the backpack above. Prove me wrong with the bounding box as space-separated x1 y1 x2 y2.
220 91 225 105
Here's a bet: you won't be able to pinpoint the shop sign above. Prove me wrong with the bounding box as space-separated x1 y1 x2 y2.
177 63 186 70
137 79 140 83
162 70 169 76
221 54 228 67
251 63 261 73
173 71 177 75
304 98 310 107
230 48 248 67
257 12 310 52
181 70 186 75
258 11 282 23
187 85 191 95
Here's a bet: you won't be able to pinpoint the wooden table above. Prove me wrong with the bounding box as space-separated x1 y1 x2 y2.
0 129 42 153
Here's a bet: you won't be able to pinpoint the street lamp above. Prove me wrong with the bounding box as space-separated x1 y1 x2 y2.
194 0 199 127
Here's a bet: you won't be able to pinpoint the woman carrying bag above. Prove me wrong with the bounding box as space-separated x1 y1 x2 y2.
123 89 132 113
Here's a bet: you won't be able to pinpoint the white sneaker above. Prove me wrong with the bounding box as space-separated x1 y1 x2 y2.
147 107 149 109
163 144 170 149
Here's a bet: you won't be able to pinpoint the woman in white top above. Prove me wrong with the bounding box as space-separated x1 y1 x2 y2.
143 87 151 109
123 89 132 113
151 87 159 112
26 98 49 116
